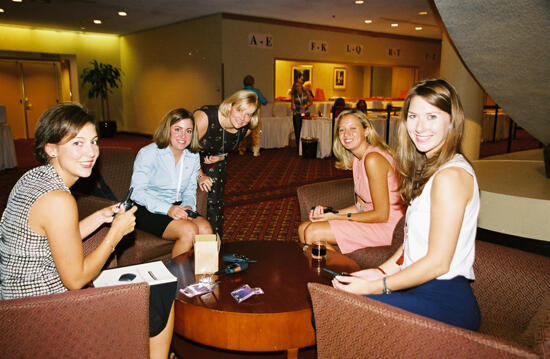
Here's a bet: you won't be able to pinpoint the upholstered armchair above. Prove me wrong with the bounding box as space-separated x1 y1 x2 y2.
0 225 150 358
297 178 402 267
308 239 550 358
74 146 208 266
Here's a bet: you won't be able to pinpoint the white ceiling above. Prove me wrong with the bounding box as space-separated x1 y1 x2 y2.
0 0 441 39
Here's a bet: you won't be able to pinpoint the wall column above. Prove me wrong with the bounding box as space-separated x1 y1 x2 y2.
440 33 483 161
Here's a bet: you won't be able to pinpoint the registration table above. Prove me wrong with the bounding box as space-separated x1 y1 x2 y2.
165 240 360 358
299 117 333 158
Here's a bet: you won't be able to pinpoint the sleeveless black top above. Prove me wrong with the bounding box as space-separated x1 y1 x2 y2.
198 106 248 156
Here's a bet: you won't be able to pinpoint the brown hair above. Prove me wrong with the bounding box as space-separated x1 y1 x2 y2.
153 108 200 152
333 109 393 170
34 103 95 165
395 78 465 204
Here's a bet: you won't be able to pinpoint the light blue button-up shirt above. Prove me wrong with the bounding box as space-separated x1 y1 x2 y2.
130 143 200 215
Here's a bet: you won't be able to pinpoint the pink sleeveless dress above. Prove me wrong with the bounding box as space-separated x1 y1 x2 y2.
329 147 405 254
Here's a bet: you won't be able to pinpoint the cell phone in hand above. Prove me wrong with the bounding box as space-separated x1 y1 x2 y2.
311 206 339 214
118 187 135 212
323 268 351 277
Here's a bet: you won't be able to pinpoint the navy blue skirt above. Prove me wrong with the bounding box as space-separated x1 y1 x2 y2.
365 276 480 331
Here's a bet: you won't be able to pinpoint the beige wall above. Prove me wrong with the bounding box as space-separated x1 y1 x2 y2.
120 15 223 134
0 25 121 125
221 18 441 102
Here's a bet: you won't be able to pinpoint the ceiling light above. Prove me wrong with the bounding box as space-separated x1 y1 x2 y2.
355 0 364 4
118 11 127 16
93 19 102 24
0 8 4 12
415 26 423 31
364 19 372 24
418 11 428 15
12 0 22 3
391 23 398 27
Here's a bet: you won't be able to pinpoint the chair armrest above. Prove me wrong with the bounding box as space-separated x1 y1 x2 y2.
307 283 538 359
297 178 354 222
76 194 117 219
0 283 150 359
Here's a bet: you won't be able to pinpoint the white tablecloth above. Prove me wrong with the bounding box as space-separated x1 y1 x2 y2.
299 118 333 158
367 114 400 149
0 125 18 170
260 116 293 149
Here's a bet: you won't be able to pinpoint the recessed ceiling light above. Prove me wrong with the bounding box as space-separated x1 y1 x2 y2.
418 11 428 15
0 8 4 12
415 26 423 30
391 23 398 27
364 19 372 24
93 19 102 24
355 0 364 4
118 11 127 16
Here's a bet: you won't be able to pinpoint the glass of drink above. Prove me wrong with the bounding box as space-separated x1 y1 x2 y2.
311 239 327 260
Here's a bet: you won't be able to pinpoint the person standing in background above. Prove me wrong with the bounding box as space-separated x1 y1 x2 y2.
291 81 313 151
194 90 260 237
239 75 267 157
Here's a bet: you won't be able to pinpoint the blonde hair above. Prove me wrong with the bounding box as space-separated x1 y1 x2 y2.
395 78 465 205
153 108 200 153
218 90 260 129
333 109 393 170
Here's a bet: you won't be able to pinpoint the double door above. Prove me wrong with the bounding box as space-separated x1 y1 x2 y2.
0 60 66 139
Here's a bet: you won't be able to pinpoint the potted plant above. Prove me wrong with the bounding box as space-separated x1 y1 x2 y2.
81 60 122 137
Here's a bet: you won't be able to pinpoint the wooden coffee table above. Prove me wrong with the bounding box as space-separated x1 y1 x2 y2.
165 240 360 359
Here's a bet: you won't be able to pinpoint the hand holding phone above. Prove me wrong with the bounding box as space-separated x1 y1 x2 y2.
323 268 351 277
311 206 339 214
116 187 135 215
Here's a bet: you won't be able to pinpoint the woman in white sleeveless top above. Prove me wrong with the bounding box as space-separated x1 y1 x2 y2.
332 79 481 330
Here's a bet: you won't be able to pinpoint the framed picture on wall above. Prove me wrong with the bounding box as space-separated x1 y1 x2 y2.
291 65 312 84
334 68 346 89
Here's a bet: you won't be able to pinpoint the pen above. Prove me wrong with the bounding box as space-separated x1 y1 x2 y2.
148 271 157 280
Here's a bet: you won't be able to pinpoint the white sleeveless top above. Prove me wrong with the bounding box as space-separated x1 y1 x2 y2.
402 154 479 280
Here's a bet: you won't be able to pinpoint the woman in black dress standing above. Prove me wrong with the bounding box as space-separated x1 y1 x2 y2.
194 90 260 236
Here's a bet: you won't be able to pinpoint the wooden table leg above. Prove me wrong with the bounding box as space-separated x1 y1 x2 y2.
287 348 298 359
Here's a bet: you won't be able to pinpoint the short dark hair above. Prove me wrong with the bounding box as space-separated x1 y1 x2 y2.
34 103 95 165
243 75 254 87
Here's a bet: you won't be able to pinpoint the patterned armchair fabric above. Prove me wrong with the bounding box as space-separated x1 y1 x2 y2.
74 146 208 266
0 282 150 359
308 227 550 358
301 178 550 358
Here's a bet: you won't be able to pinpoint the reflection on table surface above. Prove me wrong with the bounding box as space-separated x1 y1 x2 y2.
165 240 360 313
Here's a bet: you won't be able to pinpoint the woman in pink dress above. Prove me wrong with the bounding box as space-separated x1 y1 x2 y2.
298 109 405 253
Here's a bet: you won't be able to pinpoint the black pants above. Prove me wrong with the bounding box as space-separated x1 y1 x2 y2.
293 113 303 150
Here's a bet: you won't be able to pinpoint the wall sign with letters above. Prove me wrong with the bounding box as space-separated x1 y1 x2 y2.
388 48 401 57
345 44 364 56
309 40 328 53
248 33 273 48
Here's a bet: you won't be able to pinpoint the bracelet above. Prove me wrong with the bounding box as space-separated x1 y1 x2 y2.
376 267 386 275
347 213 351 221
382 276 391 295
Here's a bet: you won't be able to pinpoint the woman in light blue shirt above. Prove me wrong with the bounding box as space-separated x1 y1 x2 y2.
130 108 212 258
